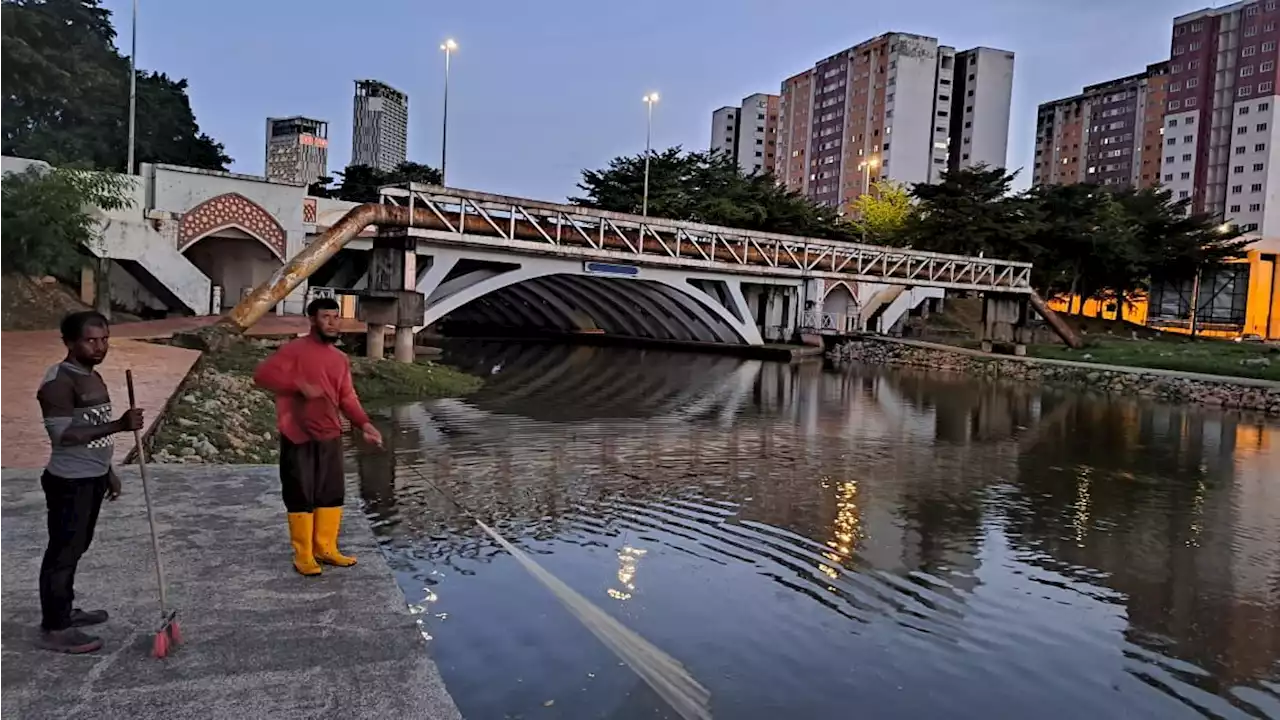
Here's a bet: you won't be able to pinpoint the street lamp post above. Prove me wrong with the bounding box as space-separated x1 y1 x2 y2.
126 0 138 174
856 156 879 241
642 92 659 217
439 39 457 186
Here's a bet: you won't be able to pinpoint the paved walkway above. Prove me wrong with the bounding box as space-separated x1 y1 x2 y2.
0 466 461 720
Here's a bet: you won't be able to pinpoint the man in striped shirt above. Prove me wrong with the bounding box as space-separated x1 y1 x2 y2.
36 311 144 654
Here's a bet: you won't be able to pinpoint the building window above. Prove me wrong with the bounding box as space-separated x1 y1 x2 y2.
1168 118 1179 127
1257 142 1268 151
1251 203 1263 211
1187 78 1199 88
1191 21 1203 31
1181 171 1192 179
1268 22 1278 32
1190 41 1203 51
1186 117 1197 125
1261 102 1272 111
1244 222 1260 231
1183 153 1193 161
1238 146 1248 154
1187 97 1198 108
1169 100 1182 111
1242 65 1256 77
1168 137 1178 145
1269 1 1277 11
1240 86 1255 97
1241 106 1252 115
1233 184 1244 193
1247 4 1260 16
1174 45 1185 55
1245 45 1259 57
1253 183 1264 192
1259 122 1270 131
1264 61 1276 72
1183 135 1194 143
1170 82 1182 91
1167 155 1176 163
1247 25 1260 37
1264 41 1277 52
1179 190 1190 198
1239 125 1250 134
1189 59 1201 70
1172 63 1183 73
1231 204 1242 212
1255 162 1266 171
1235 165 1246 173
1262 81 1275 93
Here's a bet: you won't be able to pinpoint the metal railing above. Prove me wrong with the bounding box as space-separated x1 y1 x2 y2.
375 184 1034 294
800 311 857 334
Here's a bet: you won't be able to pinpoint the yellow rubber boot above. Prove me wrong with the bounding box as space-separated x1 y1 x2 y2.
314 507 357 567
288 513 322 576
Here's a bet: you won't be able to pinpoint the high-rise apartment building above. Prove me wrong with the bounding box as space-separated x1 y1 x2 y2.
772 33 1014 212
352 80 408 172
708 93 779 175
1032 62 1170 189
1163 1 1280 245
264 116 329 186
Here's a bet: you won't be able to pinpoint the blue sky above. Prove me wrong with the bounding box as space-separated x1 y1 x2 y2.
104 0 1216 198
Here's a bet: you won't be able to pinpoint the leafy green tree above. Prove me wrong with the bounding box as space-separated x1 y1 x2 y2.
2 0 229 171
850 180 915 245
317 162 445 203
572 147 856 240
1 165 135 276
903 164 1035 258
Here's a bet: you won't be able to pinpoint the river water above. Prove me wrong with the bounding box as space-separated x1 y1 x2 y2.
349 341 1280 719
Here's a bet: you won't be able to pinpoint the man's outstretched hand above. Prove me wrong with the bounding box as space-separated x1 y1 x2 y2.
360 423 384 449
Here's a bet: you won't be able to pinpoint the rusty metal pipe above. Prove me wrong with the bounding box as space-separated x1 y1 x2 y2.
1029 291 1084 349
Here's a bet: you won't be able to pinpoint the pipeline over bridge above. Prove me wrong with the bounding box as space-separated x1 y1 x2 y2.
220 183 1080 349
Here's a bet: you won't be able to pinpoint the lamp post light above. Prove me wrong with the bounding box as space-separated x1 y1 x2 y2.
856 156 880 241
642 92 660 217
439 38 458 185
126 0 138 174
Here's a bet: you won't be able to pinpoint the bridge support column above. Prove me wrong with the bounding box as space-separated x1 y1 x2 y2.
981 293 1030 355
358 227 425 363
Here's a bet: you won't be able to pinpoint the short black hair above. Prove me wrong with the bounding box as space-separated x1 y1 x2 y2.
61 310 109 342
307 297 341 317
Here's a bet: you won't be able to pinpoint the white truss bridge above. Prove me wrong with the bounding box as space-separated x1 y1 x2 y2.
377 184 1032 294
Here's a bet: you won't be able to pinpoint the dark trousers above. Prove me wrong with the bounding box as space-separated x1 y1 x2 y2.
279 436 345 513
40 471 107 631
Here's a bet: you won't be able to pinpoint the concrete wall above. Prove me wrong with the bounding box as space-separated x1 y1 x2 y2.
711 106 739 158
185 234 284 310
963 47 1015 170
885 35 941 187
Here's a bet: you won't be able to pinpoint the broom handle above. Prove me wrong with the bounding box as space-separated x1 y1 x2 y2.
127 370 168 616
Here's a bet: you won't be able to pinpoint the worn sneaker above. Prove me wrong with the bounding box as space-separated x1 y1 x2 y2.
69 608 108 627
38 628 103 654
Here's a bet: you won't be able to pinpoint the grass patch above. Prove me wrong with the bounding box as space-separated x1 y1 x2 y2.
148 338 481 464
1030 337 1280 381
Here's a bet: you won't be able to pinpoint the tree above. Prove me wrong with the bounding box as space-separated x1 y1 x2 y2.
2 0 229 171
572 147 856 240
1 165 134 277
903 164 1035 258
850 181 915 245
314 162 445 203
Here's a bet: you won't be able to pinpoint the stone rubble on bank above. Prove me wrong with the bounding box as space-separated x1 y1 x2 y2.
149 363 280 464
829 339 1280 416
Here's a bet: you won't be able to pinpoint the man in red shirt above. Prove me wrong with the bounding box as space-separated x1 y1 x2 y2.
253 298 383 576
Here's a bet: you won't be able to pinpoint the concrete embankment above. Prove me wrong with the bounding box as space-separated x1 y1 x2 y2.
0 466 462 720
831 337 1280 416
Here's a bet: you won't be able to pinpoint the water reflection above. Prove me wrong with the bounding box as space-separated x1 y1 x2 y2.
352 341 1280 719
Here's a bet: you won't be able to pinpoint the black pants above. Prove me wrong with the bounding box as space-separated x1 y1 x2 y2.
40 471 108 631
279 436 344 513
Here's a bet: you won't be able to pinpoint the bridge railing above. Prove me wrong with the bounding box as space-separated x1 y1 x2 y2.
378 183 1033 294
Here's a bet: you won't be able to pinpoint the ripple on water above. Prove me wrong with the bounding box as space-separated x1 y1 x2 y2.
350 343 1280 720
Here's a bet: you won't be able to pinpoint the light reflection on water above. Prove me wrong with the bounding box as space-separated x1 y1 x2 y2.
349 341 1280 720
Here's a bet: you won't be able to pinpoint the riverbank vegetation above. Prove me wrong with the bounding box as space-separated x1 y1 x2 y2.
1030 336 1280 381
147 339 482 464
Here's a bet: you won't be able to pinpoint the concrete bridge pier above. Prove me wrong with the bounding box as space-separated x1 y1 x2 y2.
981 293 1031 355
359 227 425 362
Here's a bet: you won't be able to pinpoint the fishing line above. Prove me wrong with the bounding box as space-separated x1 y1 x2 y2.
392 452 713 720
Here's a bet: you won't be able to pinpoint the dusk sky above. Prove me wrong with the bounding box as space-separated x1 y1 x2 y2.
103 0 1218 198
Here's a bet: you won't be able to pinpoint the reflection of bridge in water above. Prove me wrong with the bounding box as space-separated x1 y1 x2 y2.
353 344 1280 710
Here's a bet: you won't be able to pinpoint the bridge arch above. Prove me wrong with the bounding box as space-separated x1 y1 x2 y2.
419 262 761 344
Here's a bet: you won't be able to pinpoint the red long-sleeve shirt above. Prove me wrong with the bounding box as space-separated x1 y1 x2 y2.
253 335 371 443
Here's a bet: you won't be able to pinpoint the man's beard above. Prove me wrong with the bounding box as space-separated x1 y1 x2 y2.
316 330 339 344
